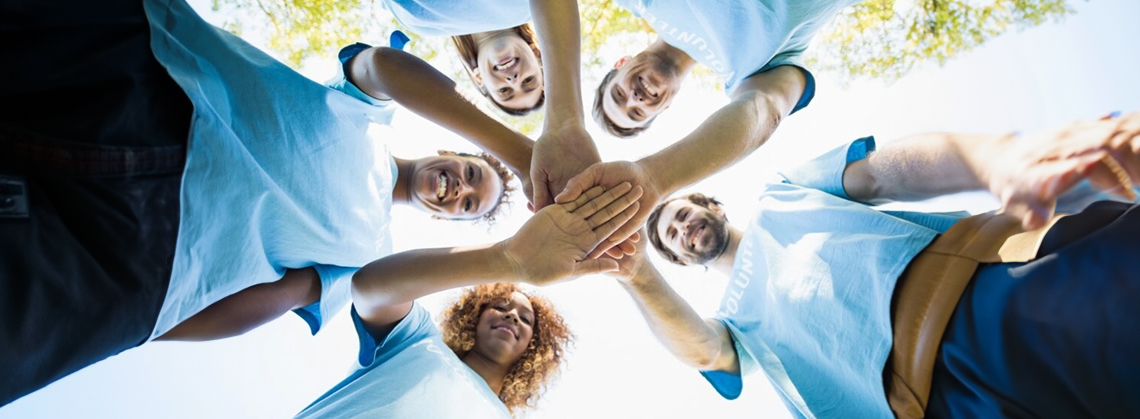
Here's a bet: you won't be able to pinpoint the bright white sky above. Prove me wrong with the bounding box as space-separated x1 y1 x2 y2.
4 0 1140 418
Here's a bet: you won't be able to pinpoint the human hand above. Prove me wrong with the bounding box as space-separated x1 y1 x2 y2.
987 112 1140 229
503 183 643 286
600 228 654 285
555 160 665 259
530 124 602 211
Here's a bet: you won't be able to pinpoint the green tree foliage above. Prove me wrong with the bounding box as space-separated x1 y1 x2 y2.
806 0 1076 82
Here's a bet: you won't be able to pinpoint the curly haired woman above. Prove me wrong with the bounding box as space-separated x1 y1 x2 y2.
295 182 643 418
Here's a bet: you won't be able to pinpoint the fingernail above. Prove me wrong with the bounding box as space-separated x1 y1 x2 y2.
1108 111 1122 118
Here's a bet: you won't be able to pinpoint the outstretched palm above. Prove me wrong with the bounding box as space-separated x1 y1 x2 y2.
505 183 643 286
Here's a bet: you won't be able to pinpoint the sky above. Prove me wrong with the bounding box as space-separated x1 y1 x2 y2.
4 0 1140 418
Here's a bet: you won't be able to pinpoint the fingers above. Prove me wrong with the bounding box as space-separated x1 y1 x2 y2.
616 238 637 256
555 163 604 204
573 258 621 277
604 246 626 259
561 185 608 213
582 184 643 227
586 201 642 259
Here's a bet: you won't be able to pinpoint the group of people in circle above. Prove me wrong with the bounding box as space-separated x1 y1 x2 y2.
2 0 1139 418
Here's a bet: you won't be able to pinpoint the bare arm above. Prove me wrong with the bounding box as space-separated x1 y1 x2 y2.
156 268 321 341
347 46 534 187
843 112 1140 229
842 132 1004 204
615 258 739 373
640 66 806 195
526 0 603 209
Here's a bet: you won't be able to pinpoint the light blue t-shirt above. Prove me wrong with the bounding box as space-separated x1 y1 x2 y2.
698 137 1135 418
700 137 956 419
295 303 512 419
614 0 858 98
144 0 399 339
383 0 531 36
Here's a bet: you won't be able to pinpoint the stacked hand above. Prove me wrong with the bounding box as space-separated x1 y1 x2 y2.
989 111 1140 230
504 183 643 286
530 124 602 211
555 160 666 259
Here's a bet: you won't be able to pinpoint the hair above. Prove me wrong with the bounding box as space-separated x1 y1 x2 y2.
439 283 573 415
645 193 724 264
452 24 545 116
452 151 515 224
592 68 654 138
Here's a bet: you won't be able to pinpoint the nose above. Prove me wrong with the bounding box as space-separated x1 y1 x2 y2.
453 179 474 198
503 311 519 324
505 71 519 82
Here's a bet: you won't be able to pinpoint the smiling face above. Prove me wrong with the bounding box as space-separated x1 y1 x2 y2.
471 291 535 366
409 153 505 220
601 52 685 130
473 32 544 113
652 198 730 266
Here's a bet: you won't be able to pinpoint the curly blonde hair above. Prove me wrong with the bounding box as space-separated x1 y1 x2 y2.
438 283 573 415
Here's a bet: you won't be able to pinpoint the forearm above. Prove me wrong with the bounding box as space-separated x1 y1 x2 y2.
619 265 738 373
351 243 516 315
846 132 1008 203
157 268 320 341
640 91 788 195
349 47 534 176
529 0 585 127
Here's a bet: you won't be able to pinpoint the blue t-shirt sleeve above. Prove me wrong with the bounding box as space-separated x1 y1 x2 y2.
325 42 397 125
751 50 816 115
352 302 437 368
699 318 760 400
778 136 876 199
292 264 356 335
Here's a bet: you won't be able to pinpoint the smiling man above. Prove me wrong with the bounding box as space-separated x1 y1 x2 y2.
619 115 1140 418
593 0 860 137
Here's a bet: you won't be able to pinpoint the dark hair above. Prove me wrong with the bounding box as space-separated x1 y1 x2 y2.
645 193 723 264
451 24 545 116
454 151 516 224
592 68 654 138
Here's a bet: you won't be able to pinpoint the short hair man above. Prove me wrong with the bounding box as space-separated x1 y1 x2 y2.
593 0 859 137
616 114 1140 418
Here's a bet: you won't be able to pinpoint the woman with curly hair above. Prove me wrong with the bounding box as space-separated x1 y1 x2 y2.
295 182 644 418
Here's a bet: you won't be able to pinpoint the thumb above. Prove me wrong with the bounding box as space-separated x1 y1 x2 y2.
555 164 602 204
573 258 620 276
531 170 554 211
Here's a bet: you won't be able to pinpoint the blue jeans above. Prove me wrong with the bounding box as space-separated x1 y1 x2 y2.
928 201 1140 418
0 0 190 406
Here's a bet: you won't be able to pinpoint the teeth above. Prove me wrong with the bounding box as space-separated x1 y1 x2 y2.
494 57 517 71
640 77 658 96
436 173 446 200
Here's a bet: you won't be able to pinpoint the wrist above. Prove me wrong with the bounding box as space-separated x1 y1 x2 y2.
633 158 671 196
496 240 526 282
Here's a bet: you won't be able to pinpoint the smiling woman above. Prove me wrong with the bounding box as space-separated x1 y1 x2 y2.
399 151 515 222
439 283 572 412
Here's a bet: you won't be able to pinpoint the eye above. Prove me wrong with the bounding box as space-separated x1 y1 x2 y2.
667 227 677 241
521 315 533 325
464 197 474 213
498 87 510 95
466 164 475 181
523 76 535 85
678 208 689 221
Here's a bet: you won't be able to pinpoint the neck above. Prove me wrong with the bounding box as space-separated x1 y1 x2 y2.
647 38 697 75
709 225 743 275
462 351 512 395
392 157 414 206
